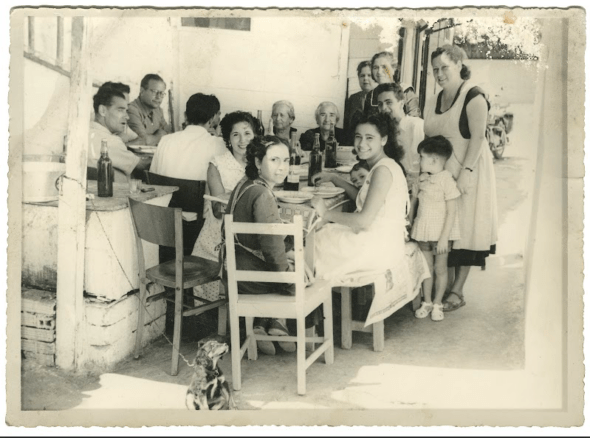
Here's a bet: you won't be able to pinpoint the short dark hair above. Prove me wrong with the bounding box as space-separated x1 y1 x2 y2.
245 135 289 180
102 81 130 95
374 82 405 103
417 135 454 161
140 73 165 90
185 93 220 125
219 111 257 151
93 84 126 114
431 45 471 80
351 160 370 173
356 60 371 76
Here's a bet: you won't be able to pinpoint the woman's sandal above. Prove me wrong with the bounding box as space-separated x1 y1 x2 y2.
442 292 466 312
268 319 296 353
414 302 433 319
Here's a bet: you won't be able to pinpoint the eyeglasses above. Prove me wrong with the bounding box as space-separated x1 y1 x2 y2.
146 89 166 98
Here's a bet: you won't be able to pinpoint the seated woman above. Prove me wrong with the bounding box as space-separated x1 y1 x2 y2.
270 100 298 144
192 111 254 302
310 113 414 322
224 135 314 355
299 101 351 151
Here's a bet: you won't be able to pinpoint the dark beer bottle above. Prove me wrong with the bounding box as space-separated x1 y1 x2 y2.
256 110 265 136
292 131 301 165
324 127 337 168
97 139 113 197
308 133 323 186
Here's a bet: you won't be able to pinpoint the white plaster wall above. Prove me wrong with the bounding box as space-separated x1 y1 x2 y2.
176 16 350 132
23 15 175 155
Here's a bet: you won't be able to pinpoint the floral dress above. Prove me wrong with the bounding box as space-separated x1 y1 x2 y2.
192 150 245 301
411 170 461 242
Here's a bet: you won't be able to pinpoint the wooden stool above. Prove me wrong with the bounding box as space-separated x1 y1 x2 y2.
335 285 385 352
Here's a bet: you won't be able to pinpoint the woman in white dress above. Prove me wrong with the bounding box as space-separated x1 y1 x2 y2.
423 44 498 311
310 113 413 320
192 111 257 301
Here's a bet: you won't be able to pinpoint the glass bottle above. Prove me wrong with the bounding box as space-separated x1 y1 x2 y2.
268 117 274 136
308 133 323 186
324 127 337 168
291 131 301 165
97 139 113 197
256 110 265 136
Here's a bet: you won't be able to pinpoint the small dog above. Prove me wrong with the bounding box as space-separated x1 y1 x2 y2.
185 338 237 410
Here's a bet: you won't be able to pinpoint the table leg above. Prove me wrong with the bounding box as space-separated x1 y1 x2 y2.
340 287 352 350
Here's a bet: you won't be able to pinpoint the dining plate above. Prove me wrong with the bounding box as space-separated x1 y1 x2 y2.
275 191 314 204
129 145 157 154
300 186 345 198
336 165 353 173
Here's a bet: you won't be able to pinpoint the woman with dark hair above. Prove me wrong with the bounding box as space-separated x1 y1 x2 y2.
191 111 255 302
310 113 411 283
343 60 375 139
423 44 498 312
224 135 305 355
363 51 421 118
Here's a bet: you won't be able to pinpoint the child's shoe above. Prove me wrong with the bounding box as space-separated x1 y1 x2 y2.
414 301 433 319
431 304 444 321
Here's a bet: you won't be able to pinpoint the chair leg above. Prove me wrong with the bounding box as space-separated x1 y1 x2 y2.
171 286 183 376
297 316 306 396
229 311 242 391
245 317 257 361
340 287 353 350
323 297 334 365
370 284 385 352
373 320 385 352
305 327 316 352
217 304 228 336
134 281 148 359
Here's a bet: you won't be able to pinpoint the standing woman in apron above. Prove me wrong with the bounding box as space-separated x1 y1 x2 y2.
423 44 499 312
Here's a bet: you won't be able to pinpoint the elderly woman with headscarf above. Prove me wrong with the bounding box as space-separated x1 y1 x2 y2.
299 101 351 151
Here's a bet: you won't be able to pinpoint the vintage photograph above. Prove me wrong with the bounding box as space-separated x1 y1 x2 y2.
5 4 584 428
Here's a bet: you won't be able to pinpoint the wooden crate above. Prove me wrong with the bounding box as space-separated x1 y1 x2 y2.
22 289 56 315
21 326 56 342
21 312 55 330
21 338 56 355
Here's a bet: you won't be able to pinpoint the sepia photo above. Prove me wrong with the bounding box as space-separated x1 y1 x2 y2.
5 3 585 428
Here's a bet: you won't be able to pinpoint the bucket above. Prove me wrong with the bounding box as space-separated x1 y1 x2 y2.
23 157 66 203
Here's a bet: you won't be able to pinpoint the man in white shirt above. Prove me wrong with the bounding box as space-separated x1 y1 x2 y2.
88 84 151 182
150 93 225 181
376 82 424 187
150 93 226 256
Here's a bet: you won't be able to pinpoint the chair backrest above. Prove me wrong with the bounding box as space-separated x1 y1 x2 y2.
145 171 206 215
224 214 306 306
87 166 98 181
145 171 208 239
128 197 182 249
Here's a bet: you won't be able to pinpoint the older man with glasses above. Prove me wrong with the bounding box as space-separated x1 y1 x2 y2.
127 73 171 145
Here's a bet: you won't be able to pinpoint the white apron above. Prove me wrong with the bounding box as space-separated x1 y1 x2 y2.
423 81 498 251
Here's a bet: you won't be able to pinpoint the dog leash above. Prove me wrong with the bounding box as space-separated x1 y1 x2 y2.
135 293 197 369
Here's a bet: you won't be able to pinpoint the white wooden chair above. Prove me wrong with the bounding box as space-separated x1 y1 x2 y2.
224 214 334 396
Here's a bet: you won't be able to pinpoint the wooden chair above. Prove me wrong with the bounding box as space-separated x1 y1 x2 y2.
144 171 207 252
86 166 98 181
224 214 334 395
334 283 385 352
128 198 227 376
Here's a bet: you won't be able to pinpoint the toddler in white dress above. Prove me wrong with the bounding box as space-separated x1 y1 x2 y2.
410 136 461 321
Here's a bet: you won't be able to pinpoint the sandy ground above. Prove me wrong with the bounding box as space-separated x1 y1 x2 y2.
20 105 534 412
